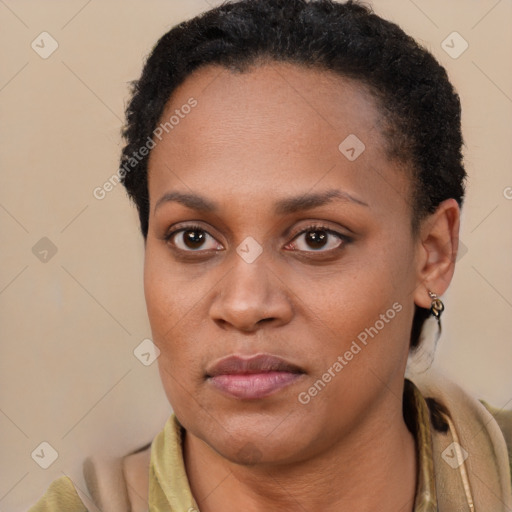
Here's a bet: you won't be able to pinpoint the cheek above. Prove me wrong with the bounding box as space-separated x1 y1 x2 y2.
298 244 411 372
145 260 203 417
143 245 192 370
143 243 193 335
143 242 213 385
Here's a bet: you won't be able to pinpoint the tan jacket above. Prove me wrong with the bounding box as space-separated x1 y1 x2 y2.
29 371 512 511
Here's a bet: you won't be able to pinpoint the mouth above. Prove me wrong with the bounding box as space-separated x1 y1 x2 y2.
206 353 306 400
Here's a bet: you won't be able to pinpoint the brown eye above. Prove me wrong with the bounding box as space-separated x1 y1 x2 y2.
289 225 348 252
181 229 206 250
304 230 329 250
166 225 222 252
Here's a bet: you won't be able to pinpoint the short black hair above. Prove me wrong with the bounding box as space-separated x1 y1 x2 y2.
119 0 466 348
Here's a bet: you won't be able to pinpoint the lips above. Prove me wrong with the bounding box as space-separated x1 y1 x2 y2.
206 354 305 400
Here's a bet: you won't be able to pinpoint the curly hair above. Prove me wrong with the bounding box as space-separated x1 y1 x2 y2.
119 0 467 349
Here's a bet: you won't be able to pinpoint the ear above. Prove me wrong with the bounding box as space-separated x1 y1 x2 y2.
413 198 461 309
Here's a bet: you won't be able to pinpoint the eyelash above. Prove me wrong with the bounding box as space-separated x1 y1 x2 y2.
286 223 350 252
163 222 351 255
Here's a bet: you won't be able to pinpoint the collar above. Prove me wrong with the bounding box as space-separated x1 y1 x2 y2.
404 378 438 511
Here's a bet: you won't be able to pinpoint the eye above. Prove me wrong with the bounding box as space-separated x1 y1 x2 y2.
286 224 349 252
165 224 222 252
164 222 350 255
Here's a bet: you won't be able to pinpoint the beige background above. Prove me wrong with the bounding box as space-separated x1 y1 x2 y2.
0 0 511 510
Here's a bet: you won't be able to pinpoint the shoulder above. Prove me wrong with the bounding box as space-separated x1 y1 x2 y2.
82 442 152 512
480 399 512 472
27 441 153 512
410 370 512 492
81 416 182 511
27 476 88 512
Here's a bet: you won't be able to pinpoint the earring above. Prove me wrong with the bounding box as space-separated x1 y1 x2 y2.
428 290 444 320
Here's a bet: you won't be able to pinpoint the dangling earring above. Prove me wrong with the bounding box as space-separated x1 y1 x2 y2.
407 291 445 375
428 290 444 322
428 290 445 358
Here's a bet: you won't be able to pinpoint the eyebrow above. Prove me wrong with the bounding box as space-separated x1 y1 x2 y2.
154 188 368 215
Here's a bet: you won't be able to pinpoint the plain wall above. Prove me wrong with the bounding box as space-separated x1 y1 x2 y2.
1 1 511 510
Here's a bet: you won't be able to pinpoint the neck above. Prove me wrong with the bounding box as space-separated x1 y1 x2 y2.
184 389 417 512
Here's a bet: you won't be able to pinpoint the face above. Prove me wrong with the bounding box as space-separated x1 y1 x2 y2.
144 62 421 465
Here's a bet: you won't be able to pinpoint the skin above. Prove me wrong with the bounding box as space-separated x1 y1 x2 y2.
143 62 460 511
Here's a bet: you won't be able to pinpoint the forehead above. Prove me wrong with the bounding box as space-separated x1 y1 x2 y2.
146 62 411 220
150 61 385 155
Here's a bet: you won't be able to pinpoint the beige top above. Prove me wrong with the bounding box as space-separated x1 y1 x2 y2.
28 372 512 511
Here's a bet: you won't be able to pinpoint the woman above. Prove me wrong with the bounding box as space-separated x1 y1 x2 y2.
29 0 512 510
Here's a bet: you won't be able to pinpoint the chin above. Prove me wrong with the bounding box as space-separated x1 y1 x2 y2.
189 409 314 466
214 433 305 467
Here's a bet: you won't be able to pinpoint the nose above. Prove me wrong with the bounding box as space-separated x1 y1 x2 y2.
209 255 293 333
